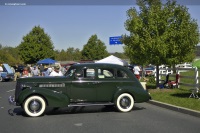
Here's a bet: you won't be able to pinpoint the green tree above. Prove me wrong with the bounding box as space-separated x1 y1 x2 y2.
57 49 67 61
0 46 22 65
122 0 199 88
66 47 82 61
112 52 128 60
55 47 82 61
18 26 55 64
82 34 109 60
0 43 2 49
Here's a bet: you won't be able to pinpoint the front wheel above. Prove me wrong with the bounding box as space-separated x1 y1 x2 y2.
116 93 134 112
23 95 46 117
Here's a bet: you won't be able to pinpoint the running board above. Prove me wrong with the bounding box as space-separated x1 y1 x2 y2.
68 102 114 107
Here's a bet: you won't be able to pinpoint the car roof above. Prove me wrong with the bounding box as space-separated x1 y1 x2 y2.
71 63 126 69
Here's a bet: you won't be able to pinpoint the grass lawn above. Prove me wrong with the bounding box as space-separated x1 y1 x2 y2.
148 88 200 111
193 59 200 68
143 71 200 112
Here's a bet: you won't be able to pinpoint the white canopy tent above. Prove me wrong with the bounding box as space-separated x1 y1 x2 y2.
95 55 128 66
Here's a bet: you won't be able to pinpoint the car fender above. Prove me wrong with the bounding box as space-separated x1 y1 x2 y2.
113 85 150 103
113 86 136 104
18 87 70 107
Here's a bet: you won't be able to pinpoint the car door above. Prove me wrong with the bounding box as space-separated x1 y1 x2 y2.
70 67 97 103
96 68 116 102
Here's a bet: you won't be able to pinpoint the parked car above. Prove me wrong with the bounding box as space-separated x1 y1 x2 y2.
144 65 173 76
9 63 151 117
176 63 193 68
0 63 14 82
175 63 195 72
144 65 156 76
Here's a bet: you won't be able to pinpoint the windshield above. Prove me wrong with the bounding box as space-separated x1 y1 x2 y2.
65 68 75 78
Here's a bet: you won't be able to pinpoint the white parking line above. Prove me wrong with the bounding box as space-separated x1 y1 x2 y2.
74 123 83 127
6 89 15 92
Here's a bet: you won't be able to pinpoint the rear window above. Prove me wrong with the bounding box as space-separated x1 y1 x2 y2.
116 69 129 78
98 68 114 79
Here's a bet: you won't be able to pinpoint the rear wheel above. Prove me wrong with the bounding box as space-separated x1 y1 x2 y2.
116 93 134 112
23 95 46 117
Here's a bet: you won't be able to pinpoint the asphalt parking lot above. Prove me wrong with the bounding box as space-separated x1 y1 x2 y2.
1 81 200 133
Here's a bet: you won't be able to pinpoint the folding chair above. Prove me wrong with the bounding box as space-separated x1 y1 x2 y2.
189 87 199 98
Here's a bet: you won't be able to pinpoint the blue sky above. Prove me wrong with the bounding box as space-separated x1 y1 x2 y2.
0 4 200 53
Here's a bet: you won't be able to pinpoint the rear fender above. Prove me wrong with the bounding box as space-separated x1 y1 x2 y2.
113 86 135 104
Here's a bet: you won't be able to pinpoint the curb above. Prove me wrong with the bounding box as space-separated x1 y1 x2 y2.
147 100 200 118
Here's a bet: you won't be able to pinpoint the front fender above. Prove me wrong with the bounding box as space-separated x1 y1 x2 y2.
17 87 70 107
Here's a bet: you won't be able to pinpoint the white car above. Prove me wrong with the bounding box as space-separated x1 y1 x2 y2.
176 63 193 68
175 63 195 72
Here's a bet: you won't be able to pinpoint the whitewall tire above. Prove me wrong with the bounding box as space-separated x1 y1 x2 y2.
23 95 46 117
116 93 134 112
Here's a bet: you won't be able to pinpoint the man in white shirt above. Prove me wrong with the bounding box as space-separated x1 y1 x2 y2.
133 65 141 80
31 66 40 76
49 65 63 76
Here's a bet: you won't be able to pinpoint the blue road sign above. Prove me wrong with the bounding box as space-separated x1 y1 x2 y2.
109 36 122 45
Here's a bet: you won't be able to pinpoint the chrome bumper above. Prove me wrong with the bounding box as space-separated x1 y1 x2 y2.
8 96 16 105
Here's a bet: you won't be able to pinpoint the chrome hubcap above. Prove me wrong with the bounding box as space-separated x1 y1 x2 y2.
29 100 41 113
120 97 130 109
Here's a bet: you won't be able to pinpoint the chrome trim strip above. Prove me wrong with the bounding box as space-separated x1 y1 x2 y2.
68 102 114 107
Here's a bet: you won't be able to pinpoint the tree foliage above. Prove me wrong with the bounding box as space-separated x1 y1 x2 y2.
55 47 82 61
66 47 82 61
122 0 199 66
112 52 128 60
81 34 109 60
0 46 22 65
18 26 55 64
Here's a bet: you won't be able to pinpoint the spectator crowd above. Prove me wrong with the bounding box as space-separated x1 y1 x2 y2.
13 64 66 81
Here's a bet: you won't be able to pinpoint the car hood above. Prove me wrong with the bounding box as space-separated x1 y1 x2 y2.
3 64 14 74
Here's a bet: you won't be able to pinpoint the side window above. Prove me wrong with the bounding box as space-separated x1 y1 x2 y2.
98 68 114 79
116 69 129 78
86 69 95 78
76 68 95 79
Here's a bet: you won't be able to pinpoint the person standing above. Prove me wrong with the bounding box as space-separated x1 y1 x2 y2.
133 65 141 80
42 66 50 76
14 65 21 81
22 67 29 77
49 66 63 76
48 65 53 74
31 66 40 77
39 64 44 76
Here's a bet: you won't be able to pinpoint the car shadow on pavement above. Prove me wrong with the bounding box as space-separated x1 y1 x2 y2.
8 107 26 116
45 105 146 116
45 106 116 116
8 105 146 117
133 105 146 111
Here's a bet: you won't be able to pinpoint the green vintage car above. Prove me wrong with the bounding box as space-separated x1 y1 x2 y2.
9 63 150 117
